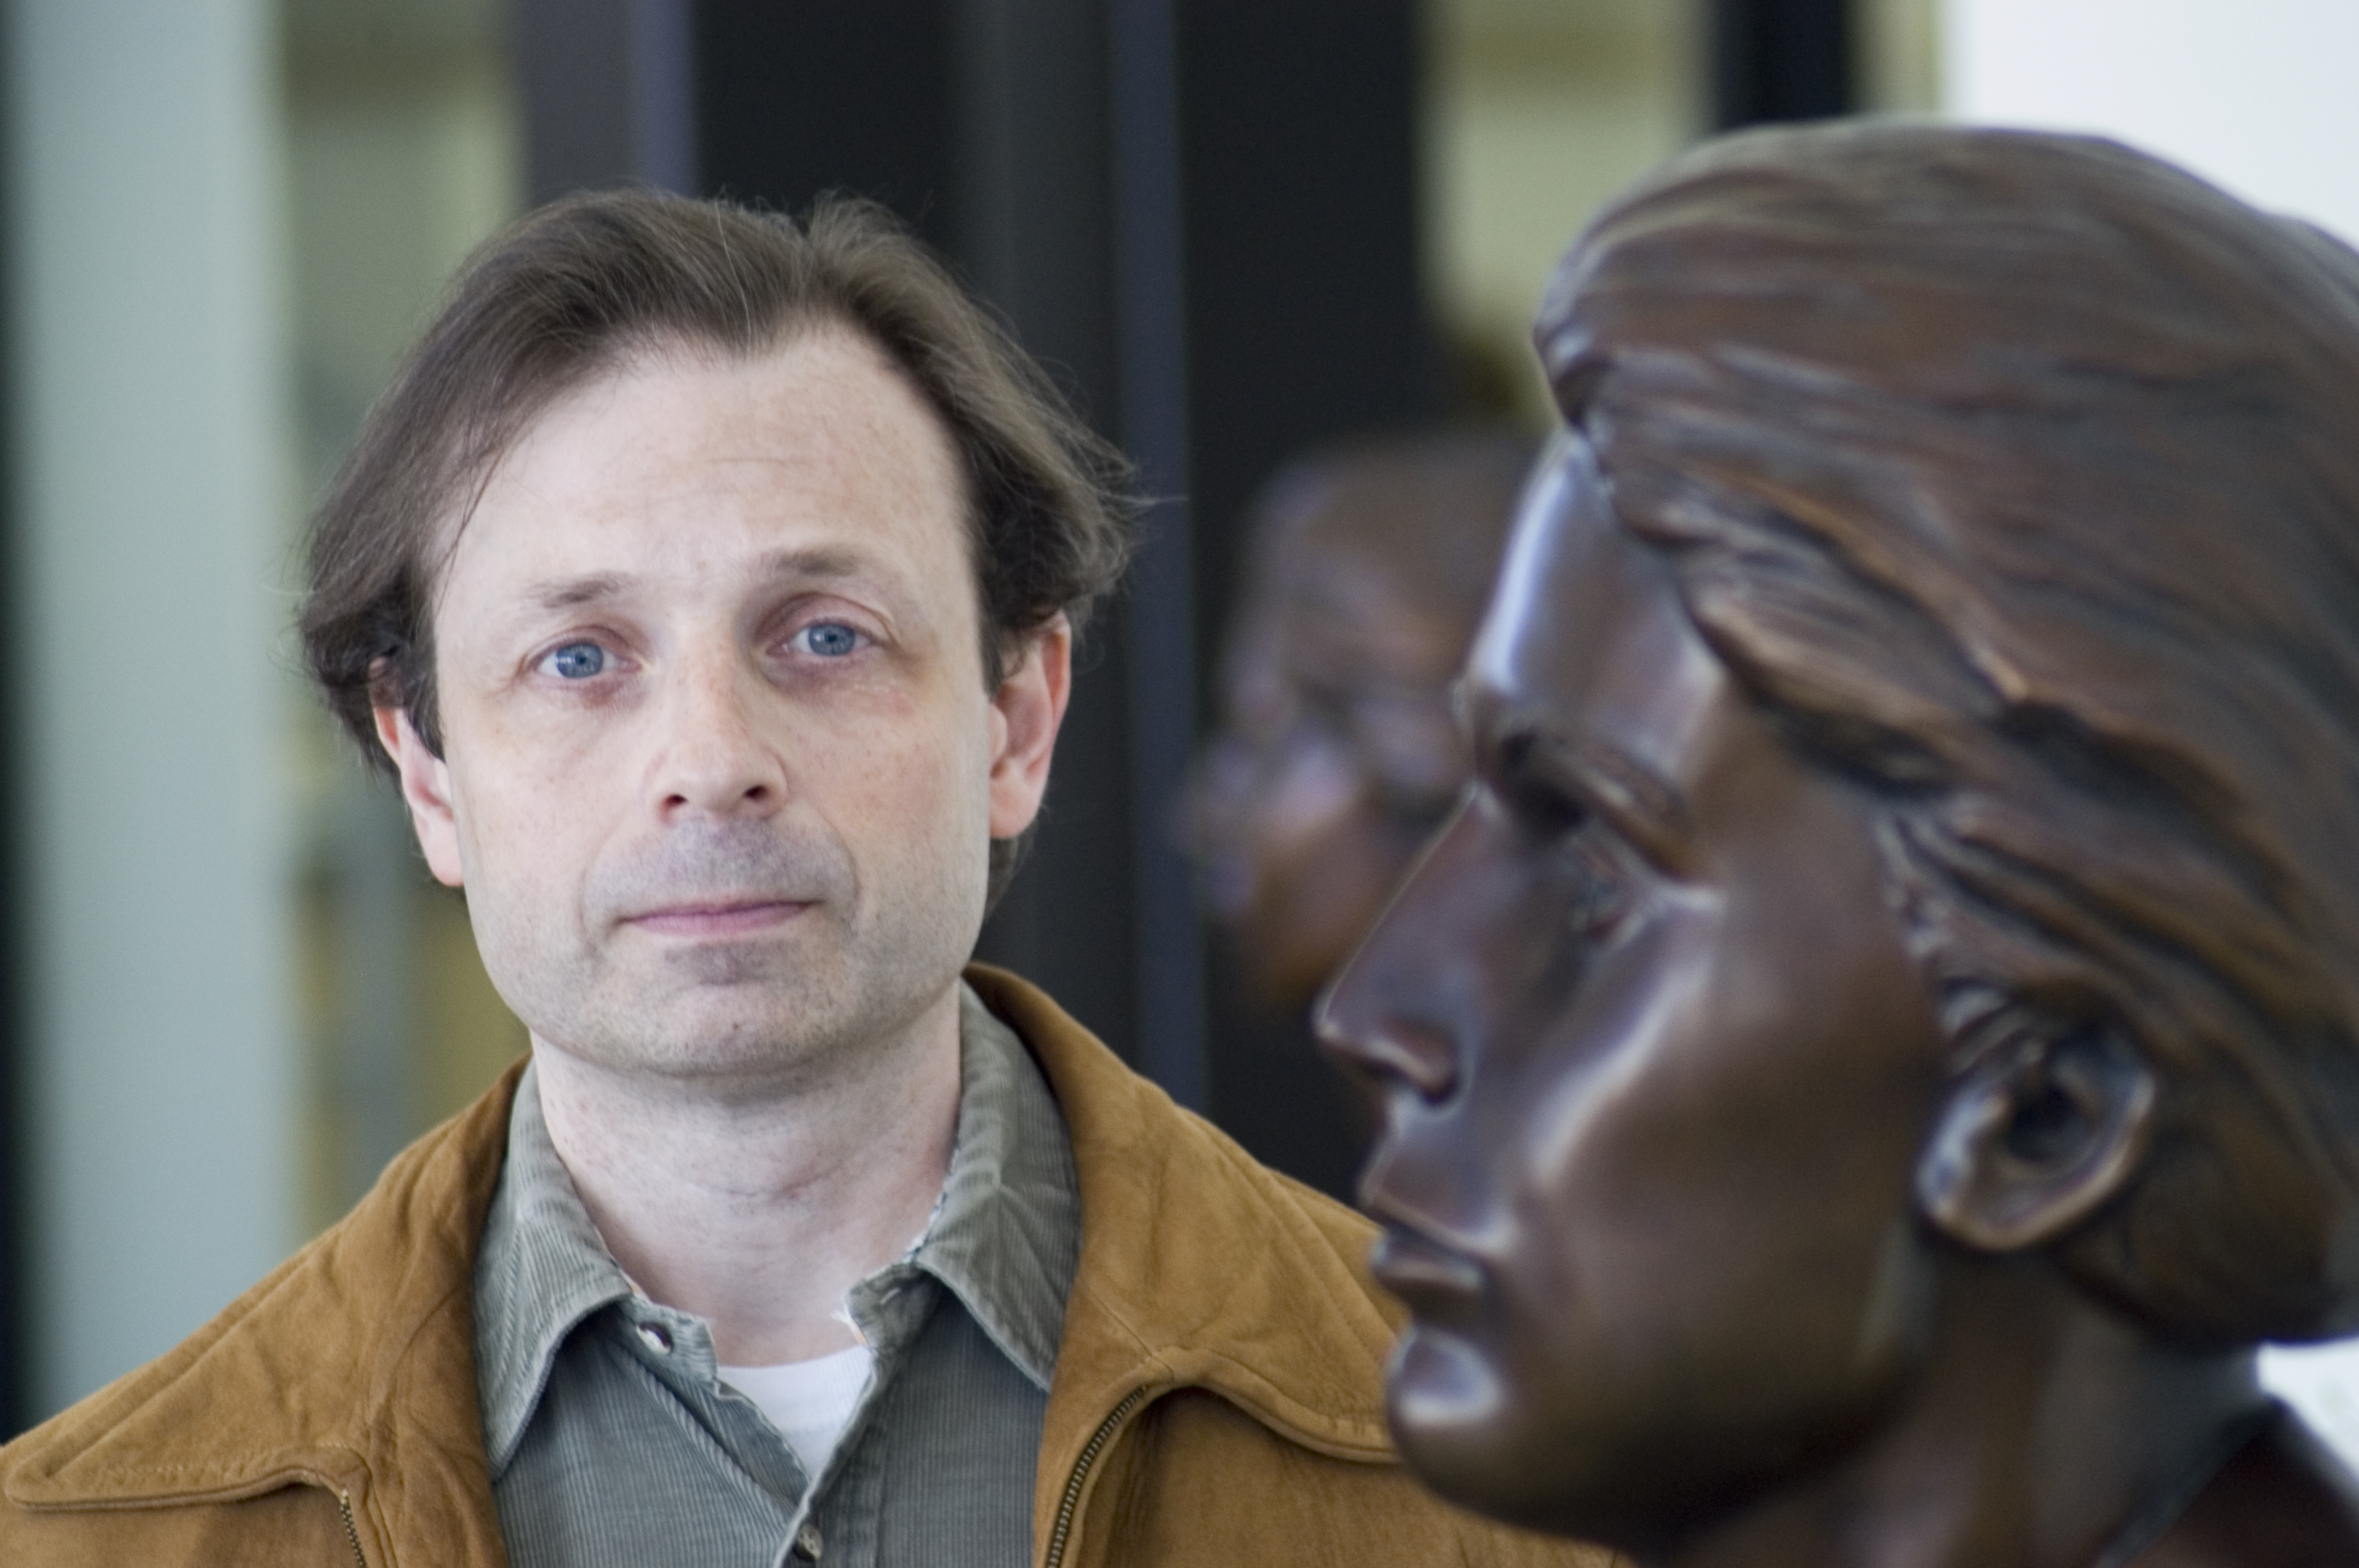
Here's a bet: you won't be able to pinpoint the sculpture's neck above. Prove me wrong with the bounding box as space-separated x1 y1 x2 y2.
1655 1254 2266 1568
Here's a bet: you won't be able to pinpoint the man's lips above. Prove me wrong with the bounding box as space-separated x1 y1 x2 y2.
622 899 814 937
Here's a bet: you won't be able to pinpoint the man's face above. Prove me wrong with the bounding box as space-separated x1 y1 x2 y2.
379 329 1063 1088
1318 437 1948 1550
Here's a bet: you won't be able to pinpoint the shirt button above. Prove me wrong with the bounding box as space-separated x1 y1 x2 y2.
793 1521 824 1560
635 1322 672 1354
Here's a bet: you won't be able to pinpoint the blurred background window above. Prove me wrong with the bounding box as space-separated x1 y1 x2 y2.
284 0 527 1242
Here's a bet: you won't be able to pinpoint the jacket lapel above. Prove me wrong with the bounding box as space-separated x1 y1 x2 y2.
963 968 1402 1511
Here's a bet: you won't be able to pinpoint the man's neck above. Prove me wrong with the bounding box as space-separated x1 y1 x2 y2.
529 985 965 1366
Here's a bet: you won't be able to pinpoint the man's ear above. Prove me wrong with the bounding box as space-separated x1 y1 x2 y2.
986 613 1073 841
1916 1023 2158 1252
373 704 466 888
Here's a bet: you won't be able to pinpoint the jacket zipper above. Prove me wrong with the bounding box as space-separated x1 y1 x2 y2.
1041 1386 1150 1568
336 1489 367 1568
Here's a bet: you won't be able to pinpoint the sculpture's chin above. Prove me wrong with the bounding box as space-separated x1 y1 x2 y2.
1385 1323 1755 1549
1387 1325 1500 1442
1388 1305 1934 1554
1385 1326 1596 1538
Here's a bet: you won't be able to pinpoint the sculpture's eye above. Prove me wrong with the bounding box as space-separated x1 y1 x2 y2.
1492 732 1630 940
1498 732 1588 839
542 642 606 679
1563 834 1629 939
793 622 863 657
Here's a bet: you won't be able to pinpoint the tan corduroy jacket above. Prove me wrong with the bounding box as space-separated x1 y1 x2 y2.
0 966 1618 1568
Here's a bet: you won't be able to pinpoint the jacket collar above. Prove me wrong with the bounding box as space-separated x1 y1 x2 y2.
3 966 1397 1539
962 967 1401 1483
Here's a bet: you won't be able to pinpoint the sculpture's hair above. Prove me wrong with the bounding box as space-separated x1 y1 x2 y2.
1539 123 2359 1344
1243 427 1537 629
300 189 1136 909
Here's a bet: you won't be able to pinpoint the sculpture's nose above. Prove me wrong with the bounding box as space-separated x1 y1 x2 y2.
1314 803 1480 1106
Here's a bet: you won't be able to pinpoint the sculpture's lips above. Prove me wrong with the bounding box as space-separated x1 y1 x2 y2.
622 898 814 937
1370 1224 1487 1311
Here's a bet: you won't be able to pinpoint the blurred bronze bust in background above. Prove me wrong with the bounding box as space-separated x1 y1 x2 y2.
1323 123 2359 1566
1189 430 1533 1019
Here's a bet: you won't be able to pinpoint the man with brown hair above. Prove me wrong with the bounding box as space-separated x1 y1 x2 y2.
0 191 1605 1568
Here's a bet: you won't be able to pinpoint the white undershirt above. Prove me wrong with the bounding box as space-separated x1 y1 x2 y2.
720 1345 875 1480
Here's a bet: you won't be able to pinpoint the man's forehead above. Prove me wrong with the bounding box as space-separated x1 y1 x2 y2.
424 327 974 597
525 329 947 481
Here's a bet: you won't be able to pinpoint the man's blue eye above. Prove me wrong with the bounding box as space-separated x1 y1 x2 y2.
800 623 859 657
548 642 605 679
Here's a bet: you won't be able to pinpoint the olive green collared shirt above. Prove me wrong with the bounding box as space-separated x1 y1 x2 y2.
472 984 1082 1568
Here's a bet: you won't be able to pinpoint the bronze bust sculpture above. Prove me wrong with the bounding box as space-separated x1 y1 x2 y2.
1190 431 1532 1015
1320 123 2359 1566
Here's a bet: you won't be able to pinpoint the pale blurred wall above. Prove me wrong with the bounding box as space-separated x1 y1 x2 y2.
1942 0 2359 1465
4 0 523 1422
283 0 525 1246
1947 0 2359 245
5 0 296 1417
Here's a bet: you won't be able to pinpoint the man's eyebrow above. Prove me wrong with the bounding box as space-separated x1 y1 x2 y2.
520 549 879 613
528 572 631 612
748 546 872 584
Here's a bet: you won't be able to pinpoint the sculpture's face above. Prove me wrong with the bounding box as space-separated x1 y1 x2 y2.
1319 436 1951 1548
1189 526 1470 1014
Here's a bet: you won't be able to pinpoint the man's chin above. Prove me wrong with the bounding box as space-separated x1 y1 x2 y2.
556 959 962 1083
541 988 838 1080
647 933 814 989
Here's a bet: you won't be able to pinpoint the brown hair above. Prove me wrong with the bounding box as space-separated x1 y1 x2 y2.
1541 123 2359 1344
299 189 1136 898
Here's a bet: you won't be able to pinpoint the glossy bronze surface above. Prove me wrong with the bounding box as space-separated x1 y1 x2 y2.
1321 123 2359 1567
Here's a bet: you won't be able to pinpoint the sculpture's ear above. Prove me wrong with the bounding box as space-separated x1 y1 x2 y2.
1916 1023 2158 1252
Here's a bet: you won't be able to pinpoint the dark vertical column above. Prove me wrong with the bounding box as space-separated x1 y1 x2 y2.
630 0 696 193
1174 0 1439 1198
1109 0 1204 1109
1709 0 1854 129
692 1 955 246
516 0 695 200
948 0 1138 1069
1175 0 1440 660
515 0 635 201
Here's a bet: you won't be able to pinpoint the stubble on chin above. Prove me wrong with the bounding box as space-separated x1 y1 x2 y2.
485 816 986 1090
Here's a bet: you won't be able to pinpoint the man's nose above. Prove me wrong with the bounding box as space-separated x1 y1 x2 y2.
1314 805 1476 1104
648 649 786 820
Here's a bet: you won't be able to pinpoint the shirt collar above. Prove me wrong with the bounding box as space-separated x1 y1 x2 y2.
471 981 1079 1473
472 1057 634 1476
908 982 1079 1392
